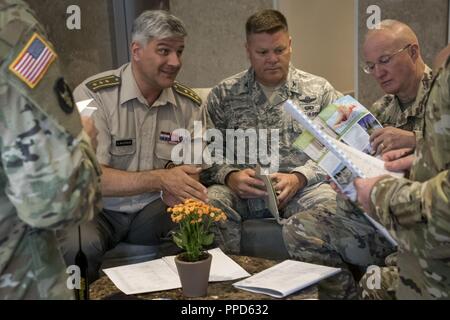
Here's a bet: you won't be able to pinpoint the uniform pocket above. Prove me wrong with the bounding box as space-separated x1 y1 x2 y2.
110 137 136 169
110 137 136 156
155 142 174 160
155 142 177 168
286 102 320 134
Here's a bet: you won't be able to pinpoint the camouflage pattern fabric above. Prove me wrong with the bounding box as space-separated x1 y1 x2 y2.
202 64 341 187
370 66 433 144
204 65 396 299
337 67 433 300
203 65 341 252
368 56 450 299
358 252 398 300
338 66 433 224
0 0 101 299
283 202 395 300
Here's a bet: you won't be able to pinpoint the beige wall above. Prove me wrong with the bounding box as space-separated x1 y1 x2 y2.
171 0 274 88
26 0 115 89
25 0 448 100
278 0 355 95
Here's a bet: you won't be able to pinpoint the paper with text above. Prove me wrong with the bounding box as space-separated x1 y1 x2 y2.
284 98 399 247
285 98 404 200
103 259 181 295
162 248 250 282
233 260 341 298
103 248 250 295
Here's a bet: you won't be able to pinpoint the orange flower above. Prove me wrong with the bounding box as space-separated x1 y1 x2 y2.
167 198 227 261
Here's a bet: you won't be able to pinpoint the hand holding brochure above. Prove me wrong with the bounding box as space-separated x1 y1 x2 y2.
284 96 401 247
254 165 281 223
233 260 340 298
284 96 403 201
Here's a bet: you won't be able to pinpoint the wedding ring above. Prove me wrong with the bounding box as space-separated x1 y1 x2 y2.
380 143 386 149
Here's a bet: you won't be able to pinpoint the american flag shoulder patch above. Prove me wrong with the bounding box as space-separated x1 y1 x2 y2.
8 33 57 89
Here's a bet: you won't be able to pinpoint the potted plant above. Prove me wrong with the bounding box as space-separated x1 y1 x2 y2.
167 199 226 297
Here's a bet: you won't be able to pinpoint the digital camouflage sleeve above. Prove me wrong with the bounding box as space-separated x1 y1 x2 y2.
0 0 101 299
369 54 450 299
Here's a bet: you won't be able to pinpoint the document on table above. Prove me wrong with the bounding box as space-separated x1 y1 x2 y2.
103 248 251 295
103 259 181 295
162 248 251 282
233 260 341 298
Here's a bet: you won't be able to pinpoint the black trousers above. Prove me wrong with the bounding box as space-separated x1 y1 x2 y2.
58 199 177 283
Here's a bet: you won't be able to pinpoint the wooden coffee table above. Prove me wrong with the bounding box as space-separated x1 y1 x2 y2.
90 255 318 300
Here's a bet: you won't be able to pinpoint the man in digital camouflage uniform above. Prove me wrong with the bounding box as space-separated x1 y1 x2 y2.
202 9 393 299
367 20 432 155
351 20 433 299
354 44 450 299
0 0 101 299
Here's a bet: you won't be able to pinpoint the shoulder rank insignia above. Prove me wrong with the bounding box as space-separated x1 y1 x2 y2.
86 75 121 92
173 82 202 106
9 33 57 89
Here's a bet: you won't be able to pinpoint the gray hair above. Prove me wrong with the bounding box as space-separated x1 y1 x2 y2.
131 10 187 46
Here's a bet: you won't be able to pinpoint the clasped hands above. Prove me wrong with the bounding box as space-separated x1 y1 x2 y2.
226 169 306 209
159 165 208 206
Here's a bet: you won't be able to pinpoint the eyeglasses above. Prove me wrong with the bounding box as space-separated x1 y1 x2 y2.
363 44 412 74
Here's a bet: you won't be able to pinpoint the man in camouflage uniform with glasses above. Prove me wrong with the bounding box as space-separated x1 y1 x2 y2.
350 20 433 299
354 43 450 299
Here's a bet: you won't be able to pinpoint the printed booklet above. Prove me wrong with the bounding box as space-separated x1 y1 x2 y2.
284 96 402 246
233 260 340 298
285 95 403 200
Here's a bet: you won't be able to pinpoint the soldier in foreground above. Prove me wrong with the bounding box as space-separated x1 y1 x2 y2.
352 19 432 299
354 44 450 299
0 0 101 299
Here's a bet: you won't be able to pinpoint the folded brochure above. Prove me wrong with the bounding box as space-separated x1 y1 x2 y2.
254 164 281 223
233 260 340 298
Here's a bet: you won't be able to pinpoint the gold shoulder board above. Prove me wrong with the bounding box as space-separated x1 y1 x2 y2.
173 82 202 106
86 75 121 92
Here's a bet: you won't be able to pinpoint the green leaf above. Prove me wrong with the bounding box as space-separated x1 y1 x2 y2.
172 233 184 249
181 231 189 245
201 233 214 246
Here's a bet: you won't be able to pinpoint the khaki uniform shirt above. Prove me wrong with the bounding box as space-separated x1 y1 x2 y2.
74 63 206 213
